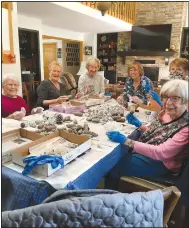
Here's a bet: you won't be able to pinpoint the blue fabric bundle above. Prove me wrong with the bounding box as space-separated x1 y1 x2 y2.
22 155 64 176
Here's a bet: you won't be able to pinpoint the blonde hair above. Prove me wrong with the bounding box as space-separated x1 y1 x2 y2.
2 73 19 86
86 57 100 70
169 58 189 75
160 79 188 104
128 61 144 77
48 61 62 72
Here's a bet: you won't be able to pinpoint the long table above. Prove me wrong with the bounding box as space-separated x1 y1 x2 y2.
2 108 147 211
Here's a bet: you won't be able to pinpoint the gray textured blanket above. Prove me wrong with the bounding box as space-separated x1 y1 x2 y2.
2 189 164 227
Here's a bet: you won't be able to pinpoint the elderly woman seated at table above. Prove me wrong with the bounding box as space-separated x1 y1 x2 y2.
2 74 29 120
106 79 188 189
169 58 189 81
37 61 69 109
117 61 162 112
77 57 105 98
2 74 44 120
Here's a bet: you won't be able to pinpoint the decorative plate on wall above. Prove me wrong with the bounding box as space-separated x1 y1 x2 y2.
101 35 107 42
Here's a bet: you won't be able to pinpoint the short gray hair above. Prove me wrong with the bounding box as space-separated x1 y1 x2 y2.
86 57 100 70
2 74 20 86
160 79 188 104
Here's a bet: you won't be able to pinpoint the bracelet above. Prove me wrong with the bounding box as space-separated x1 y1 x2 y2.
125 139 135 148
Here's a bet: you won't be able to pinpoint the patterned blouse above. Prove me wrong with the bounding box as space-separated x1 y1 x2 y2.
123 76 153 105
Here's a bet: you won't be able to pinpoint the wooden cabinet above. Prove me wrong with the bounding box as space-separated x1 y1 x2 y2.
97 33 117 71
19 28 41 81
180 27 189 60
97 33 117 84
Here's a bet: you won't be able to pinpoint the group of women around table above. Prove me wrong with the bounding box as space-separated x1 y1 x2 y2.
2 56 189 190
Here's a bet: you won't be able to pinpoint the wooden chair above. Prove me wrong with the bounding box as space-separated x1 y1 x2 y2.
22 81 40 111
119 178 181 227
22 82 30 107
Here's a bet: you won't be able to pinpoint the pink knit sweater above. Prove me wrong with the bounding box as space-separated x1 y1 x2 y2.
133 113 189 172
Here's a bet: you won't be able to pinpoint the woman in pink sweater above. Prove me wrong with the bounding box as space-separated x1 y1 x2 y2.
106 79 188 189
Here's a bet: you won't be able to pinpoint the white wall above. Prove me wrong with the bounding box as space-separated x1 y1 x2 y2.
12 5 98 83
43 39 62 64
185 2 188 27
18 14 44 79
42 25 84 41
83 33 97 61
2 3 22 95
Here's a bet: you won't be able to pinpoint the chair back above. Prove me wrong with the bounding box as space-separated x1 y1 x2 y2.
119 177 181 227
22 81 40 111
162 186 181 227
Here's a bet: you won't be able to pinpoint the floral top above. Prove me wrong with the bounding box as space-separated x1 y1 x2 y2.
123 76 153 105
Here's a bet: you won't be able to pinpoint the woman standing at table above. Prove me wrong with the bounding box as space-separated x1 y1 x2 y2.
37 61 69 109
106 79 189 189
77 57 105 98
117 61 162 112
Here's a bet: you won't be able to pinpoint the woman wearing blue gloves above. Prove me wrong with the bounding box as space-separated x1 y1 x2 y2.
106 79 189 190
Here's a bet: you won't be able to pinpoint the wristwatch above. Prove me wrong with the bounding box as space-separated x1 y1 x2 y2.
125 139 135 148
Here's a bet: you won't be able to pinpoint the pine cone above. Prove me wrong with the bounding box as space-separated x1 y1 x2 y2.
55 113 64 124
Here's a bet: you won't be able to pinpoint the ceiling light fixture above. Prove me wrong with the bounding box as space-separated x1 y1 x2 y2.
92 2 112 16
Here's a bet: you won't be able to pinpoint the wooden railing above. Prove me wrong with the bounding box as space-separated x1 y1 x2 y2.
81 2 136 24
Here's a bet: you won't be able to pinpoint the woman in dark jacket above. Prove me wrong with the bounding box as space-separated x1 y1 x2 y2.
37 61 69 109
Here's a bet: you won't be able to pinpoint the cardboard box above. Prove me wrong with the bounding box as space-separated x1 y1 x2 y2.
12 131 91 177
2 128 44 164
71 98 104 107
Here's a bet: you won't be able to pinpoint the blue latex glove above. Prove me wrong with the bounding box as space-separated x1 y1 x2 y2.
126 113 142 127
106 131 127 144
150 90 163 107
22 155 64 176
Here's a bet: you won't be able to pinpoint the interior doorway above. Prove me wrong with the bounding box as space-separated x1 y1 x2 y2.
43 43 57 79
42 35 83 83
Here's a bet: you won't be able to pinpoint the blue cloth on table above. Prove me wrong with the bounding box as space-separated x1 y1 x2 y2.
2 166 56 211
64 144 125 190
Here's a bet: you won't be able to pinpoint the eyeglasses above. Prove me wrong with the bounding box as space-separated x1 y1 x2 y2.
161 95 181 103
5 84 19 87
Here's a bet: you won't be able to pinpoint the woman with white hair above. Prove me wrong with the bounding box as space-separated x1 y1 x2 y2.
77 57 105 98
37 61 69 109
2 74 28 119
106 79 189 189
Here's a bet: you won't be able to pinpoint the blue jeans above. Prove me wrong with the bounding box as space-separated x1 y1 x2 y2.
105 152 171 190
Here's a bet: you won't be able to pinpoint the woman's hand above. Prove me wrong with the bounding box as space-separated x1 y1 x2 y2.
131 96 143 105
126 113 142 127
56 96 69 104
31 107 44 114
117 95 123 105
8 107 26 120
106 131 127 144
75 92 84 99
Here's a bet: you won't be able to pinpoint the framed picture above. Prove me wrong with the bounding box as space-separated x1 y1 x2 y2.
57 48 62 58
85 46 92 55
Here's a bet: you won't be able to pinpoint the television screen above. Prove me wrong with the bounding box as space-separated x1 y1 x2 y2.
131 24 172 51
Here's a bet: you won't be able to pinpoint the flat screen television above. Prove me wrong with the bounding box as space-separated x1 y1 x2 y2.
131 24 172 51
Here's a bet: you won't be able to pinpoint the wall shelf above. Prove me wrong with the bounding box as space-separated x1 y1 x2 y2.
117 50 175 64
